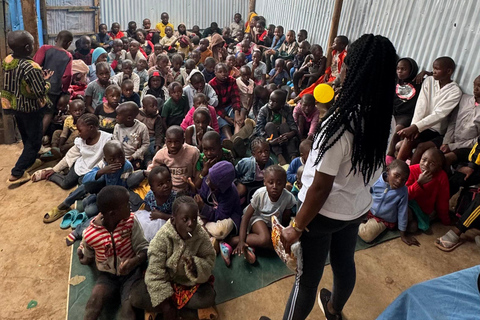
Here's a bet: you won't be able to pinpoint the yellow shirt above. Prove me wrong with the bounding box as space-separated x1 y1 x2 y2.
155 22 174 38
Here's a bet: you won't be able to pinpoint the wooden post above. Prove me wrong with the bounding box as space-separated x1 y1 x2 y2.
249 0 256 13
326 0 343 68
21 0 39 51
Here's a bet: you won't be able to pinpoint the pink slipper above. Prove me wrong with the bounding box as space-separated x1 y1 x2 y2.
220 242 232 267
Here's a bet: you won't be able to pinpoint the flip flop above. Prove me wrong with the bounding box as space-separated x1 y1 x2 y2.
6 172 31 185
71 212 88 229
44 207 70 224
435 237 464 252
219 242 232 267
59 209 79 229
31 167 53 182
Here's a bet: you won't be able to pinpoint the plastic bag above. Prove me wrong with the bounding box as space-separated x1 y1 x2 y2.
271 216 303 275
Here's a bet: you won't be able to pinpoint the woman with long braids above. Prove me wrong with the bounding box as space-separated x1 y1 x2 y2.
281 34 397 320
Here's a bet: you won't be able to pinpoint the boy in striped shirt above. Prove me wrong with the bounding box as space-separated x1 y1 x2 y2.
78 185 148 319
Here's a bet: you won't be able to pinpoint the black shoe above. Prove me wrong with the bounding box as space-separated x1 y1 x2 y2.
318 288 343 320
259 317 271 320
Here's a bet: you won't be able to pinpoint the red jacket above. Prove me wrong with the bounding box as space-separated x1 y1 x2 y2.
406 164 450 225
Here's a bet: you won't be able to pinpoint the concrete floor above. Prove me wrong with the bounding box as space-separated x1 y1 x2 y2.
0 143 479 320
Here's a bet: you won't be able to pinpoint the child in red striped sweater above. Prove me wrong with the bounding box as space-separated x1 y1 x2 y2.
406 148 450 232
78 185 149 319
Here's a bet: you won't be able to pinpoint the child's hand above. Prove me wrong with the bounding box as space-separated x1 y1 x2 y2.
400 232 420 246
418 170 433 186
458 166 475 180
182 176 197 193
397 125 419 140
44 169 56 180
225 116 235 125
440 144 451 153
194 194 204 210
183 256 197 276
118 256 139 275
43 69 55 80
233 241 248 256
99 163 123 175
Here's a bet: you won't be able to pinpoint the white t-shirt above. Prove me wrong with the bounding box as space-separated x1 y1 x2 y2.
249 187 296 228
73 131 112 175
299 123 381 221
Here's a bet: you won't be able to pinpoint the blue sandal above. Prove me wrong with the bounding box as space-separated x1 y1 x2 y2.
59 209 78 229
71 212 88 229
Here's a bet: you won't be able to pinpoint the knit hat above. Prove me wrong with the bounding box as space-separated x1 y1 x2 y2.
92 47 108 65
208 161 235 193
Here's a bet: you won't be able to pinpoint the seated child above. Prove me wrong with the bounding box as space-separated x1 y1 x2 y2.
95 84 121 133
107 39 126 73
195 161 241 252
113 102 150 169
70 60 89 97
140 69 167 109
208 63 242 140
406 148 450 232
236 40 253 62
293 94 319 140
440 75 480 166
194 131 235 189
112 59 141 92
85 62 114 113
246 50 267 86
386 58 421 165
120 79 141 107
159 26 177 53
134 57 149 91
73 35 92 65
236 52 247 69
149 53 174 85
38 114 112 221
45 93 69 145
148 126 200 192
268 58 289 86
136 165 177 242
126 40 145 68
108 22 125 40
79 185 148 319
290 165 303 214
191 50 204 71
255 89 299 165
236 66 255 113
227 165 295 265
170 53 185 85
142 18 160 44
290 40 310 79
134 29 154 57
91 23 112 50
250 85 270 119
51 98 86 155
230 13 244 36
197 38 213 64
182 59 197 86
202 57 217 83
210 34 227 63
286 139 312 185
292 44 326 95
137 95 165 164
268 29 298 71
126 21 137 38
185 107 214 150
121 37 129 51
235 137 274 199
397 57 463 164
130 196 216 319
182 93 219 133
183 70 219 109
226 55 241 78
177 35 193 58
148 43 163 68
161 82 190 127
358 160 419 246
87 47 115 83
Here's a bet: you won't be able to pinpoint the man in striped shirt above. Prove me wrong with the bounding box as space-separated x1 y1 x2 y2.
78 186 148 319
2 30 52 184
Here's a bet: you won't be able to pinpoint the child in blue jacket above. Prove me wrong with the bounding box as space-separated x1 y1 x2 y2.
358 160 419 246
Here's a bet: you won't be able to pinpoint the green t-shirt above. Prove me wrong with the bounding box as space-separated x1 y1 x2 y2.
196 148 235 172
161 95 189 126
272 112 282 125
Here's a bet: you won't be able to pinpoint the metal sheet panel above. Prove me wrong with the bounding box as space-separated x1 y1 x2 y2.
101 0 249 31
257 0 479 93
256 0 335 50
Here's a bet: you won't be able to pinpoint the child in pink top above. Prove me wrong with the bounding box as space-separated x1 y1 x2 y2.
293 94 319 140
148 126 199 192
180 93 220 133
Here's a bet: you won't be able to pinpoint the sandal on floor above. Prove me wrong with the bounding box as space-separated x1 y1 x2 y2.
31 168 53 182
6 172 31 185
44 207 70 224
435 237 464 252
220 242 232 267
244 246 256 264
60 209 79 229
71 212 88 229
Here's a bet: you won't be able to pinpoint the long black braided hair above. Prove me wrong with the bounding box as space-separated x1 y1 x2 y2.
313 34 397 184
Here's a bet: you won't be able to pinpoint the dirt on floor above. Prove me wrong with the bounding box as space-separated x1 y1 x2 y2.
0 143 479 320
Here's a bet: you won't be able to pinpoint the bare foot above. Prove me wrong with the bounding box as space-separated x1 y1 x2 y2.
8 174 19 182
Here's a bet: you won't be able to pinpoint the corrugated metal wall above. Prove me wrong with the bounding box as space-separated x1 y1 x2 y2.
101 0 249 31
257 0 480 94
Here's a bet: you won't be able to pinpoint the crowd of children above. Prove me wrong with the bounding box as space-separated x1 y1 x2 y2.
3 10 480 320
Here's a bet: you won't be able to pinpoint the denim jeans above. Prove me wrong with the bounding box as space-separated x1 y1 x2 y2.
48 165 83 190
11 110 43 177
283 211 365 320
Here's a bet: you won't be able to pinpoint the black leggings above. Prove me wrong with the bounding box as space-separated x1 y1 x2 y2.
283 211 364 320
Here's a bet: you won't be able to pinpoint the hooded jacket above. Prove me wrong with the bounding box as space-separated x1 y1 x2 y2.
183 69 219 108
140 70 167 108
393 57 421 118
199 161 242 232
